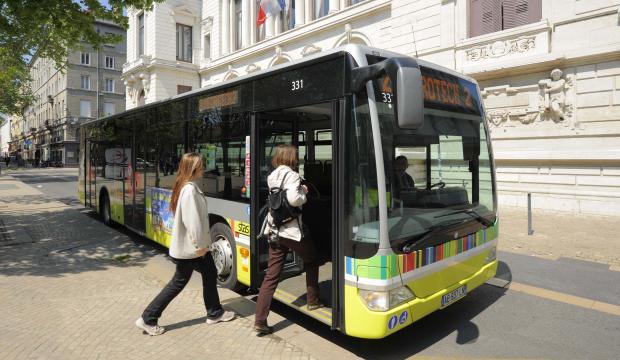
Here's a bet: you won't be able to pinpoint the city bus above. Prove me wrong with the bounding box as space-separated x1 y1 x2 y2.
78 44 499 339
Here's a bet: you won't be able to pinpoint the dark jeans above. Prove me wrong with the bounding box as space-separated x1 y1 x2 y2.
142 254 224 325
255 235 320 326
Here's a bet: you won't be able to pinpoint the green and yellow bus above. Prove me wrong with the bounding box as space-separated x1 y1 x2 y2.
78 45 498 339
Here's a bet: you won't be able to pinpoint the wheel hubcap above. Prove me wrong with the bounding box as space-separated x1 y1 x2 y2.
211 235 233 280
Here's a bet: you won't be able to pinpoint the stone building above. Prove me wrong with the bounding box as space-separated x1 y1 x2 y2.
0 115 10 158
18 19 126 166
122 0 620 215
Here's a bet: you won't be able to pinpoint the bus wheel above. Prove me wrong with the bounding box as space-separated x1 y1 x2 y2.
210 222 241 290
100 191 112 226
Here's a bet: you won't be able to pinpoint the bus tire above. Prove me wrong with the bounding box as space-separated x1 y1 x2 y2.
100 191 112 226
210 222 243 291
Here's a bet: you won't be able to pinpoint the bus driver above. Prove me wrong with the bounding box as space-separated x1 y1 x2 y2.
393 155 415 198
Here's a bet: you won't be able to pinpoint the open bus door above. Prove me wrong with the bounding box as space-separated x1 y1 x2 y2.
250 99 344 330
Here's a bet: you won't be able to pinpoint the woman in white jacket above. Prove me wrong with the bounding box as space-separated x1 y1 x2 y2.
254 144 322 335
135 153 235 336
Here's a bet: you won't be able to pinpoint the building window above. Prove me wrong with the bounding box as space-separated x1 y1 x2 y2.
104 78 115 92
80 52 90 65
138 13 145 56
104 32 115 47
279 8 293 33
176 23 193 62
204 34 211 59
80 100 91 118
234 0 242 51
177 85 192 94
103 103 115 116
105 56 115 69
469 0 542 37
314 0 329 19
80 75 90 90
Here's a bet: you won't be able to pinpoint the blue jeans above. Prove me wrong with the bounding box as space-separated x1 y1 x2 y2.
142 254 224 325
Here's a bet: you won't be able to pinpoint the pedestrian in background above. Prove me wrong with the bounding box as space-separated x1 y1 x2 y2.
136 152 235 336
254 144 323 335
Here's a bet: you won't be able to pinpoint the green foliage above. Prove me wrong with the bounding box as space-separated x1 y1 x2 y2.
0 0 164 115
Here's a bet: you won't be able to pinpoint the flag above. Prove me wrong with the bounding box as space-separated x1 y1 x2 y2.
260 0 285 17
257 4 266 26
287 0 295 30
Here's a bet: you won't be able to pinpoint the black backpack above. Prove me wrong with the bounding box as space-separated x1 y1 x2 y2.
268 172 302 228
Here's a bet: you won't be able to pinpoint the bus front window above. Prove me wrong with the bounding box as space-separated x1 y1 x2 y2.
378 104 496 253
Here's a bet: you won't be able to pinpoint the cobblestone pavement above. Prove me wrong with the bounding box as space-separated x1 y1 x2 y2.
0 175 315 360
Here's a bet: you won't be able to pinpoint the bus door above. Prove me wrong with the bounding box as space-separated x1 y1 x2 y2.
123 116 146 233
252 100 342 329
85 139 95 208
254 112 305 281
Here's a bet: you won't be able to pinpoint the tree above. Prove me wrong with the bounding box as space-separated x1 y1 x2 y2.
0 0 164 115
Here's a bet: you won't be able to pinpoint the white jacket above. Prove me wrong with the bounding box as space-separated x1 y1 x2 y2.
169 182 211 259
263 165 307 241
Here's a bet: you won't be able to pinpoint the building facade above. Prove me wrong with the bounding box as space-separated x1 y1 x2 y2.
0 115 10 158
16 19 126 166
123 0 620 215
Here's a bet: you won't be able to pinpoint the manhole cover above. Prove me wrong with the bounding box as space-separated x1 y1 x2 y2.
0 184 18 190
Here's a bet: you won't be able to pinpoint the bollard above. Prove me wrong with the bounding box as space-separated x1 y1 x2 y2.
527 192 534 235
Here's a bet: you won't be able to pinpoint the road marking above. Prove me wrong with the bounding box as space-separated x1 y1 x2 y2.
509 281 620 317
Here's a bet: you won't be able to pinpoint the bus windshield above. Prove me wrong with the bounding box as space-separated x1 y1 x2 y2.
370 68 496 253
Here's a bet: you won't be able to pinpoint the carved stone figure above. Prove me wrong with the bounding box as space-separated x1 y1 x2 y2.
538 69 572 123
486 109 508 126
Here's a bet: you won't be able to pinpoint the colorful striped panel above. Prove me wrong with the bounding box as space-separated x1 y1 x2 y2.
346 225 497 280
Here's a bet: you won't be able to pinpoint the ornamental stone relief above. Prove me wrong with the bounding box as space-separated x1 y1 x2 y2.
466 36 536 62
538 68 575 125
483 68 577 129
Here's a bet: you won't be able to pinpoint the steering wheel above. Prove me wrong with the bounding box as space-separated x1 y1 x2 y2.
430 181 446 189
303 181 321 200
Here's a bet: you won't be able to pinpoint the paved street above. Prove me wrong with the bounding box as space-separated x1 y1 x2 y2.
1 168 619 359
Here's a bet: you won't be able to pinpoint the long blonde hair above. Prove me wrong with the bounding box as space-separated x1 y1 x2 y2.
170 153 203 214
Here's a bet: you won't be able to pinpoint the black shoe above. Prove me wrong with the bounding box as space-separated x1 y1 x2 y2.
254 323 273 335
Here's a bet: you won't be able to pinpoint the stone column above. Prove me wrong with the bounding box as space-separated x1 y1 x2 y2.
222 0 230 55
305 0 312 24
329 0 340 13
295 0 305 27
241 0 250 47
340 0 347 9
275 11 282 35
266 13 275 38
250 0 257 43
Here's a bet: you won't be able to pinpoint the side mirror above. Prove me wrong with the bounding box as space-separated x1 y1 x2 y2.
351 57 424 129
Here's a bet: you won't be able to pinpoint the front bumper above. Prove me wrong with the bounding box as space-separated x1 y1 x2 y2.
344 259 499 339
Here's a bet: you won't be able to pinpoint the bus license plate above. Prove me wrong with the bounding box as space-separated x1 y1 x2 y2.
441 285 467 307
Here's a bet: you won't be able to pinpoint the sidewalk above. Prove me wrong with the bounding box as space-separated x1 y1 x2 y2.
0 175 319 360
2 171 618 359
497 206 620 270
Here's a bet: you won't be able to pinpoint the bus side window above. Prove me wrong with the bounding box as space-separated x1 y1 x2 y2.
188 108 250 203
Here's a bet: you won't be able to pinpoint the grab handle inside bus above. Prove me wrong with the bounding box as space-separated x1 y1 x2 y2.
351 57 424 129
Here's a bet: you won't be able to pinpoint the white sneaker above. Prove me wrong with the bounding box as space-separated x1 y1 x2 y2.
206 310 235 324
135 317 165 336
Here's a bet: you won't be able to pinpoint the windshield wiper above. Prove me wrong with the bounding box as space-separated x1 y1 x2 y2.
400 219 466 253
435 208 495 227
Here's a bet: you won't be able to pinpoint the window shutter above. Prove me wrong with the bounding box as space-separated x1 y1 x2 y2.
502 0 542 29
470 0 502 37
502 0 541 30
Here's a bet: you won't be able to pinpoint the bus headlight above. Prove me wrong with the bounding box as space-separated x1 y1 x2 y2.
485 247 497 263
359 286 415 311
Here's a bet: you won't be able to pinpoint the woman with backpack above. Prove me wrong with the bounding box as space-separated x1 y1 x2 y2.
135 152 235 336
254 144 323 335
